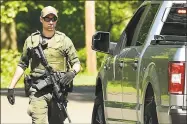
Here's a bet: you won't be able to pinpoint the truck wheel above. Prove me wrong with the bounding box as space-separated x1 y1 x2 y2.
91 92 106 124
144 97 158 124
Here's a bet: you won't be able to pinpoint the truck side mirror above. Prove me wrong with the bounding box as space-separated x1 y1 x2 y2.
92 31 110 53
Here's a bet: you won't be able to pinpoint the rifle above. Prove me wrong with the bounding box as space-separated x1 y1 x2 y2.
31 33 72 123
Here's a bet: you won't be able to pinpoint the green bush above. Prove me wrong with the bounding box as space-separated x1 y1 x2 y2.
77 48 106 73
1 49 24 88
96 51 106 69
77 48 87 72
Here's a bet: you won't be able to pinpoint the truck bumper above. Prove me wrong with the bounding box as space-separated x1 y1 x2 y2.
169 107 187 124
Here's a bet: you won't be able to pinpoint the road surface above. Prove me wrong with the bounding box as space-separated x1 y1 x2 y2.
1 86 95 124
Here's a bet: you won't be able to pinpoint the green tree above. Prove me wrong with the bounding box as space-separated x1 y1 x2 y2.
1 1 27 50
1 1 142 73
0 1 42 50
96 1 142 42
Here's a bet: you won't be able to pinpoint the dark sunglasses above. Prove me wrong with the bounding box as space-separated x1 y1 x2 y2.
43 16 58 22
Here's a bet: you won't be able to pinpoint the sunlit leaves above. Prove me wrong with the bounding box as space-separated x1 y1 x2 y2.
1 49 21 87
1 49 31 88
1 1 28 24
0 0 43 24
96 1 142 42
63 7 77 15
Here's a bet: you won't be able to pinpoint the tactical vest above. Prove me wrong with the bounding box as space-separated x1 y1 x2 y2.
28 31 67 77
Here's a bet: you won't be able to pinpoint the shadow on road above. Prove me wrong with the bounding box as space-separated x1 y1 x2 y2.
68 86 95 102
1 86 96 102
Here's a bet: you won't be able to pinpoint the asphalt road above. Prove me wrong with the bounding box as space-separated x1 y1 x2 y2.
1 86 95 124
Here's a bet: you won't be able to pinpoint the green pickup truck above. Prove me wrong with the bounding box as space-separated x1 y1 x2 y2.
91 1 187 124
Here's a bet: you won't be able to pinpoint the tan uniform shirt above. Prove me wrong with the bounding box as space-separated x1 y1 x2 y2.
18 31 80 77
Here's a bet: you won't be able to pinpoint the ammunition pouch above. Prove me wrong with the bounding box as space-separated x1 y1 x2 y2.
24 75 32 96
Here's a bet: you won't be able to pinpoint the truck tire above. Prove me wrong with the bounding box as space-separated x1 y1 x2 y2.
144 97 158 124
91 92 106 124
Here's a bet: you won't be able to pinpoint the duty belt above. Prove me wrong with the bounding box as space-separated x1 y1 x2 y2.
32 71 65 84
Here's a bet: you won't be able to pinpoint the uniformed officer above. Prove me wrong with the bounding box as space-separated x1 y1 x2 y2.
7 6 81 124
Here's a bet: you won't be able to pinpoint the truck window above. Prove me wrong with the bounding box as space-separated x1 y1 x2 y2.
125 5 146 47
161 4 187 36
135 4 160 46
113 5 147 55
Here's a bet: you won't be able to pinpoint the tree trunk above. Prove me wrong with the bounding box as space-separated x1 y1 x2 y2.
1 21 17 50
85 1 97 74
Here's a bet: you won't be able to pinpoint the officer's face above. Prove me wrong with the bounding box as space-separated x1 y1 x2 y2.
40 14 58 31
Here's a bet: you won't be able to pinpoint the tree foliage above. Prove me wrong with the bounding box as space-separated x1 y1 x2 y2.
1 0 142 50
1 1 142 73
0 1 43 50
1 1 28 24
96 1 142 42
1 1 143 87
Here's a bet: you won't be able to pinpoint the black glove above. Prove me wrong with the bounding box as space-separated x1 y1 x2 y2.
60 71 75 86
7 89 15 105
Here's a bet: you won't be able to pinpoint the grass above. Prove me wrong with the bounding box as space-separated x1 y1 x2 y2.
73 73 96 86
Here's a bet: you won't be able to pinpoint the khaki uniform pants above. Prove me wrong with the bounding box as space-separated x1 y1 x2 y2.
27 86 64 124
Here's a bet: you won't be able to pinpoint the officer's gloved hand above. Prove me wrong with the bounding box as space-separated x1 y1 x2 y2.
60 71 76 86
7 89 15 105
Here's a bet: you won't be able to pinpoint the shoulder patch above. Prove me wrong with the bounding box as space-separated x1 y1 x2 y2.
30 31 41 45
31 31 40 36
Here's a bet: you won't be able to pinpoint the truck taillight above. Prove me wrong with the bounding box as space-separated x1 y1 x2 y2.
168 61 185 94
177 9 187 14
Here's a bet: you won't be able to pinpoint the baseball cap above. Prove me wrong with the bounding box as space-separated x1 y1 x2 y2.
41 6 58 17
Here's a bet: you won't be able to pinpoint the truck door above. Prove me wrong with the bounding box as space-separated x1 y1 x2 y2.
104 34 127 122
121 47 142 122
121 3 160 123
112 4 149 123
104 4 148 122
104 57 123 122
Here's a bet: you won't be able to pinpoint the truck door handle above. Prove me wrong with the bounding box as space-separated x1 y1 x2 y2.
119 61 124 68
131 60 138 70
104 64 110 70
134 59 138 63
104 58 111 70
